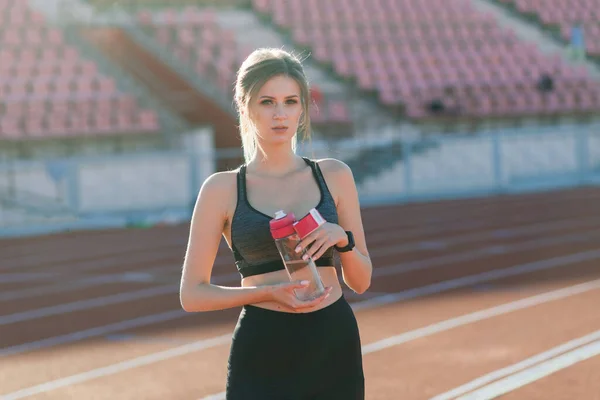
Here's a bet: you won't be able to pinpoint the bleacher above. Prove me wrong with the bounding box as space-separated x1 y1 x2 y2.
1 0 598 234
134 6 352 127
0 0 160 142
251 0 600 120
3 0 599 146
495 0 600 57
86 0 250 11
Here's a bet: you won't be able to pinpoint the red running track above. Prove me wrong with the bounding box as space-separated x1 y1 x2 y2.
1 187 600 399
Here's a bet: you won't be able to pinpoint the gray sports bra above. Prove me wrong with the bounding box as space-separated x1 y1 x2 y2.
230 157 339 278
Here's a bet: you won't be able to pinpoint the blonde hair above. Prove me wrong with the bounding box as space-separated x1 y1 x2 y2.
234 48 312 164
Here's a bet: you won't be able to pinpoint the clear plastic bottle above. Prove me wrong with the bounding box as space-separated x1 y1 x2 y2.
269 209 326 301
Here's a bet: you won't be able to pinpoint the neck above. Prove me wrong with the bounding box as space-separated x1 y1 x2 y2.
249 149 304 177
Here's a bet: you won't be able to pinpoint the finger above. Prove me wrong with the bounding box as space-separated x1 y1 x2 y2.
317 286 333 298
296 231 320 253
311 240 333 261
283 280 311 292
305 237 328 259
294 286 332 308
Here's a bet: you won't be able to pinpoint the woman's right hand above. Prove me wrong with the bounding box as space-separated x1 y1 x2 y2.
267 281 332 310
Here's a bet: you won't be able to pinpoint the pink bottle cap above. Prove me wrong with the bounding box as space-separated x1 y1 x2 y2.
269 210 297 239
293 208 327 239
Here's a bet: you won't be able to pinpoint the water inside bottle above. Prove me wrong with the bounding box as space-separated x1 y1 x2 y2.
284 259 323 301
274 235 325 301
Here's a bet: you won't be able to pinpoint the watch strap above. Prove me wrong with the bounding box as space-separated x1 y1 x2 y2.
334 231 355 252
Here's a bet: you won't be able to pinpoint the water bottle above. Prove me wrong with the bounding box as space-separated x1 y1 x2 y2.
269 209 327 301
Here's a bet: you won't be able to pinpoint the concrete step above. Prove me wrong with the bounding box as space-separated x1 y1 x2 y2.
215 8 418 138
471 0 600 79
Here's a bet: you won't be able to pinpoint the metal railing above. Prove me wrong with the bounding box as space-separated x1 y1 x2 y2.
1 123 599 236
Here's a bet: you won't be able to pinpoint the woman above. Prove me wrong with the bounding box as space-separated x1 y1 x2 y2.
179 48 372 399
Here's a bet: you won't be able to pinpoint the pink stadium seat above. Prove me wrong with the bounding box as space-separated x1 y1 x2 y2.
138 110 159 130
0 118 22 139
329 101 351 123
248 0 600 119
94 116 112 133
0 1 160 141
136 5 353 126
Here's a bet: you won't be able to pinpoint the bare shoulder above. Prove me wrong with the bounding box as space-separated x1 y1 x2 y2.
314 158 354 182
195 169 239 218
313 158 356 204
201 169 238 194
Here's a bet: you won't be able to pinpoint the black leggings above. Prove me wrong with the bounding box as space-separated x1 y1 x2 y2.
226 295 364 400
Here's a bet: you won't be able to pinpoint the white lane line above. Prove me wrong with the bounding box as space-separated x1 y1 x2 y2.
4 212 597 307
0 273 61 283
431 329 600 400
371 215 600 258
206 229 600 288
0 285 174 325
364 199 600 243
371 229 600 279
0 310 186 357
5 210 597 278
0 263 186 303
197 278 600 400
6 279 600 399
0 241 186 272
6 225 598 325
353 248 600 311
5 213 598 292
0 276 144 302
455 339 600 400
361 279 600 354
0 334 233 400
3 248 600 356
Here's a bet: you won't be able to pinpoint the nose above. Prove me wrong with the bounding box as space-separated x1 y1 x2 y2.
273 104 287 120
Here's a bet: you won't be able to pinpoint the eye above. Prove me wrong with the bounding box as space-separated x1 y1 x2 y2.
260 99 273 105
286 99 298 104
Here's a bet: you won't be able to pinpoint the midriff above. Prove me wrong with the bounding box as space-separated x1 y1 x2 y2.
241 266 343 313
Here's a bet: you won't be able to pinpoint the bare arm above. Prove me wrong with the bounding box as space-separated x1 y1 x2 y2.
327 160 372 294
179 173 269 312
179 172 328 312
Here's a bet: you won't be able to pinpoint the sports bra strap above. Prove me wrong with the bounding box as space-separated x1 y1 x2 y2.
302 157 329 196
236 165 247 203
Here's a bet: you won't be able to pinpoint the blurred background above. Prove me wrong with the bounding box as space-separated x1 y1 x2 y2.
1 0 600 399
0 0 598 234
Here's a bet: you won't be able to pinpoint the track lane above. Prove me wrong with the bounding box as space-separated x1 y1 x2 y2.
499 354 600 400
3 257 600 398
362 285 600 400
2 187 600 399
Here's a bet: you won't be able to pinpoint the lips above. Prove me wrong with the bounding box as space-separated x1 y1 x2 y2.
272 126 288 133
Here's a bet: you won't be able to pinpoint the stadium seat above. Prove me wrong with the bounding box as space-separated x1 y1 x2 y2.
499 0 600 57
251 0 600 120
134 5 353 127
0 0 161 141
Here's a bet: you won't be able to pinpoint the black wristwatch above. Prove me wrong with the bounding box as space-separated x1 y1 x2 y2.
335 231 355 253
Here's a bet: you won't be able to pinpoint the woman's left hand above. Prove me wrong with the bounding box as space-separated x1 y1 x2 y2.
295 222 347 261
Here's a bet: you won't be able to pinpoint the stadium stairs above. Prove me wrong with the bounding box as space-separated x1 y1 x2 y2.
65 0 431 183
478 0 600 85
486 0 600 63
80 26 245 171
62 26 190 147
36 0 246 170
25 0 193 155
212 6 427 181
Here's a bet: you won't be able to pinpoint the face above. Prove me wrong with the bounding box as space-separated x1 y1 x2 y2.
248 74 303 147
